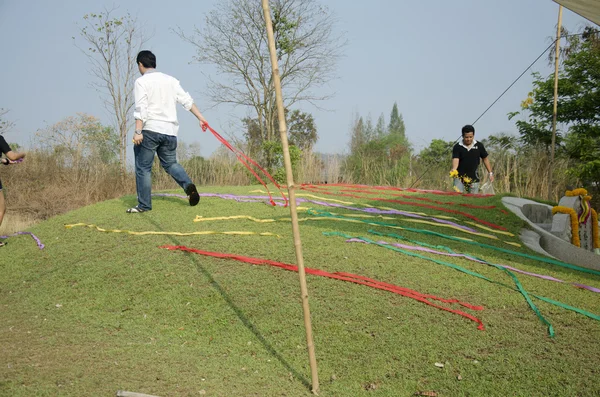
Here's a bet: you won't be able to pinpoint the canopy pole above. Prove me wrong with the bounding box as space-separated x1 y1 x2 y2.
549 4 563 201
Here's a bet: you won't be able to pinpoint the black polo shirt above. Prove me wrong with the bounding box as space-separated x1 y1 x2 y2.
0 136 10 155
452 140 488 182
0 135 11 190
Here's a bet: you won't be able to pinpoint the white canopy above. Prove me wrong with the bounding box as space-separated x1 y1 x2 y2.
554 0 600 26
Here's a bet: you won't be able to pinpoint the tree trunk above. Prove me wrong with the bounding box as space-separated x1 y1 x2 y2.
120 125 127 173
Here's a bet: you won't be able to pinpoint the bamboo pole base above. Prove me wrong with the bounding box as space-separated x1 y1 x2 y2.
116 391 162 397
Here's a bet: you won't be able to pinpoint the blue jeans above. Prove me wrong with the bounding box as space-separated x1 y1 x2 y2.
134 130 193 210
453 178 479 194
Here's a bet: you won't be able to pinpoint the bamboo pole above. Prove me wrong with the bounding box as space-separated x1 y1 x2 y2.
116 391 162 397
549 5 563 201
261 0 319 394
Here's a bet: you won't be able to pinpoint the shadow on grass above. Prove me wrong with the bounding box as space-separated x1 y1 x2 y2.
121 193 191 209
141 214 312 391
151 195 189 207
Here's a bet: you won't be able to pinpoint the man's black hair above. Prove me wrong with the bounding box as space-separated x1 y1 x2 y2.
137 50 156 68
461 125 475 135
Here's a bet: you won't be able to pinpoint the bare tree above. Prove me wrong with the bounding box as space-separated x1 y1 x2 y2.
75 8 148 170
547 25 600 65
0 109 15 135
36 113 119 167
176 0 345 145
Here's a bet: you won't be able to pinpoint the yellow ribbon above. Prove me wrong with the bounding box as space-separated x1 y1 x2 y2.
65 223 281 238
192 213 522 245
194 215 276 223
249 189 356 205
297 212 499 239
399 219 499 240
248 189 459 219
504 242 523 248
465 221 515 237
580 197 591 224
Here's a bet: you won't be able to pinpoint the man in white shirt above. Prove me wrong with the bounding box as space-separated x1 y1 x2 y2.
129 50 208 213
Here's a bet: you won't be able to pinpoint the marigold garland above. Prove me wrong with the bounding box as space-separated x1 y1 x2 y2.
566 188 588 197
558 190 596 247
552 206 581 247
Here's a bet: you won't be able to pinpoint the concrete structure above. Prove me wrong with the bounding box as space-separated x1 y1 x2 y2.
501 196 600 270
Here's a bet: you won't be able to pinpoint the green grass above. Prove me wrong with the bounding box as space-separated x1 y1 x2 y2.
1 185 599 396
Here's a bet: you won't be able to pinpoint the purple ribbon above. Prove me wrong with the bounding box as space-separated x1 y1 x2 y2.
572 283 600 293
151 192 600 293
152 193 478 233
153 193 187 199
346 238 600 293
0 231 44 249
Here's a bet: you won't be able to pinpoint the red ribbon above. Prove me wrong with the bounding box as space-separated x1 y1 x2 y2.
300 184 507 231
339 188 498 209
306 183 494 198
337 188 509 215
205 123 287 207
161 245 485 330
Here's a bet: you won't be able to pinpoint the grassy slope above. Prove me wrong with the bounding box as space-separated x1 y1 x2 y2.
1 185 599 397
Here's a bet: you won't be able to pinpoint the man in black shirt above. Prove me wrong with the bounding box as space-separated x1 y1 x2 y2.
0 135 26 246
450 125 493 194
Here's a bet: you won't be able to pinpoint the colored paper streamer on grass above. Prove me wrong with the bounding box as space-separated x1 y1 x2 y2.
335 187 509 215
327 231 559 336
304 209 520 247
327 231 600 328
157 191 514 240
191 210 509 243
300 185 507 231
162 191 513 239
302 183 494 197
310 210 600 276
344 237 600 294
0 231 44 249
155 191 460 221
195 215 277 223
160 244 486 330
64 223 280 238
465 221 515 237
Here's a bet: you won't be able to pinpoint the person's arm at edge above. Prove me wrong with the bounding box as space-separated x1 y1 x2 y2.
5 150 25 162
190 104 208 130
451 158 459 172
133 79 147 145
482 156 494 182
174 79 208 130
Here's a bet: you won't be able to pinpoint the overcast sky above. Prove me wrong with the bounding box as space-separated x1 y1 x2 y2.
0 0 592 157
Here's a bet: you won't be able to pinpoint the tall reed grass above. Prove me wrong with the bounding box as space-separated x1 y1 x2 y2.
1 144 596 233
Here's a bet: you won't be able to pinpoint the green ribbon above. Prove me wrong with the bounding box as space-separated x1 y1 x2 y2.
325 231 556 337
370 230 600 323
307 209 600 277
313 209 600 331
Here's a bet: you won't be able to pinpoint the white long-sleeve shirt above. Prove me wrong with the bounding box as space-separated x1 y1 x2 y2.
133 70 194 136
